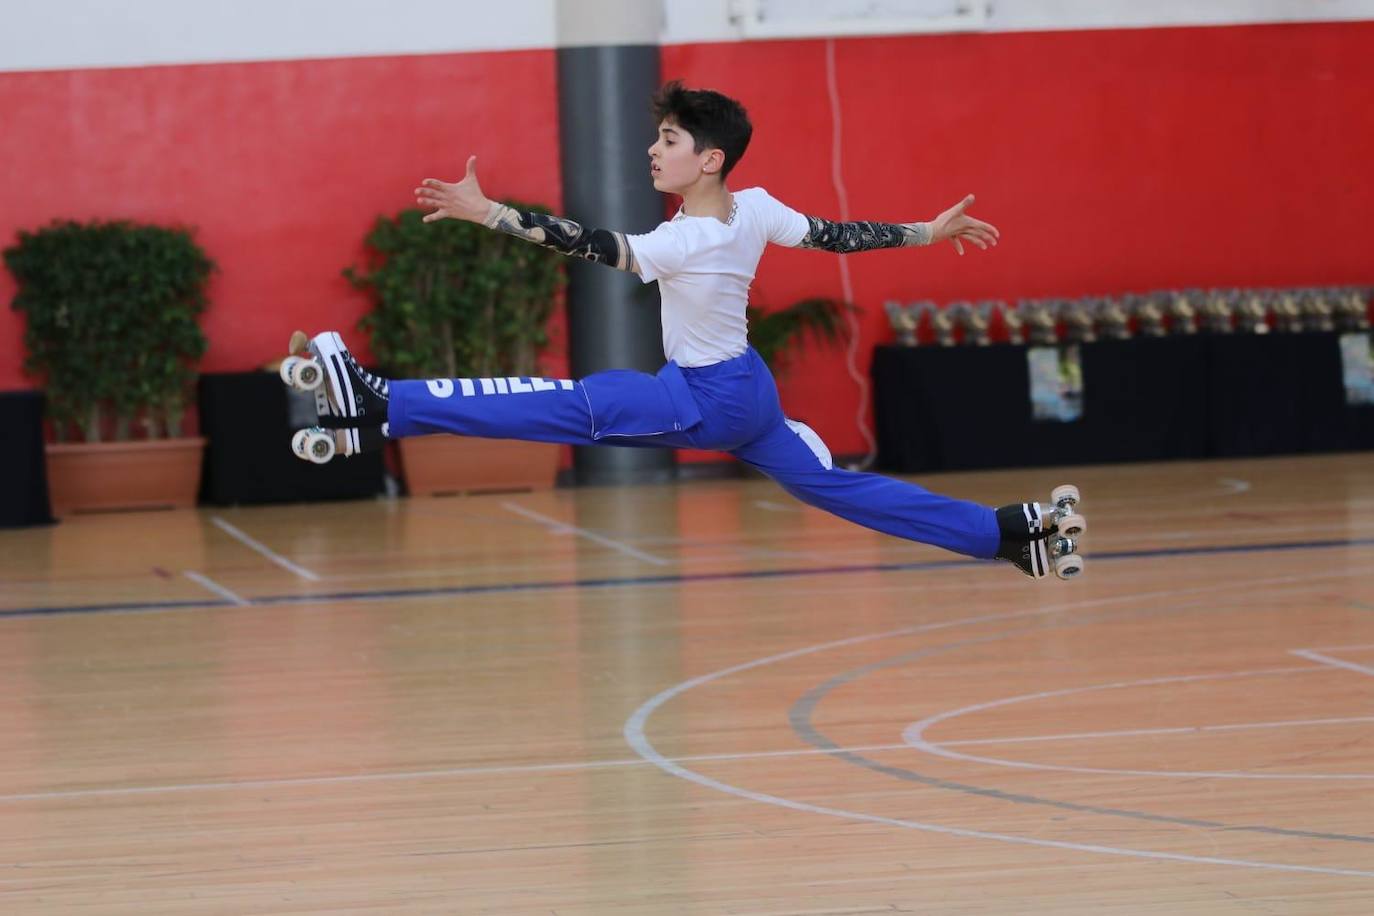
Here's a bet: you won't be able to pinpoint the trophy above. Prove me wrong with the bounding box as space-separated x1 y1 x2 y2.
919 301 957 347
884 300 920 346
1000 298 1026 344
1094 296 1132 340
976 300 1006 344
948 300 991 345
1128 293 1167 337
1272 289 1304 334
1166 289 1198 335
1235 289 1270 334
1015 299 1059 346
1200 289 1235 334
1334 286 1371 332
1057 298 1096 344
1299 288 1335 332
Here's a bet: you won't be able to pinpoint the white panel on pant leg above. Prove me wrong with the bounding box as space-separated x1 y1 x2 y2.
460 378 476 396
426 379 455 398
785 418 833 470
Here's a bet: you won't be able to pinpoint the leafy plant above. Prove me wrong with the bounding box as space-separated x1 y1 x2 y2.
346 204 565 379
747 297 854 375
4 220 212 442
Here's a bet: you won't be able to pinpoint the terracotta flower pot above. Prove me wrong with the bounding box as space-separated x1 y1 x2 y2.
45 437 207 516
398 436 560 496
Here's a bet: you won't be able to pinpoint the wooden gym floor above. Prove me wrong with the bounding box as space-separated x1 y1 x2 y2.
2 453 1374 914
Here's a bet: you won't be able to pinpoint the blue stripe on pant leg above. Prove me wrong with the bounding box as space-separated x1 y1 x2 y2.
731 419 1001 559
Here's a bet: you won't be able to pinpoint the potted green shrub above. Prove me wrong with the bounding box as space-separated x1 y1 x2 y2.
345 205 565 495
747 296 852 376
4 220 213 514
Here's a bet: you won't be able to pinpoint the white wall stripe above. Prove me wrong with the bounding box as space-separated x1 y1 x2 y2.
4 1 1371 73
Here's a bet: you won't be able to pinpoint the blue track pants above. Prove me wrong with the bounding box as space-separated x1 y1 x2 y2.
387 348 999 558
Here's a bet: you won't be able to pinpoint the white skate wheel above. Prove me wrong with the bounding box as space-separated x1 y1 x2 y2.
292 428 335 464
1051 484 1080 508
1054 553 1084 580
280 355 323 391
1057 512 1087 539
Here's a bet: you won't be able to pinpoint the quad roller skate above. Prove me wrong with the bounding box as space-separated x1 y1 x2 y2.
995 485 1086 580
279 331 390 464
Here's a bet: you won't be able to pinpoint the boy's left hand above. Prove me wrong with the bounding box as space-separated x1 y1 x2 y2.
929 194 1000 255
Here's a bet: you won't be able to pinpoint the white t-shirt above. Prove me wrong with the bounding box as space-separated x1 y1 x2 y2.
626 187 810 368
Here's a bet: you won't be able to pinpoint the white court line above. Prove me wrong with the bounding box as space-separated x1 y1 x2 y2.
1289 649 1374 678
501 502 668 566
623 585 1374 878
0 742 922 804
903 667 1374 780
182 571 248 607
210 517 320 581
753 500 799 512
941 715 1374 747
1218 477 1251 494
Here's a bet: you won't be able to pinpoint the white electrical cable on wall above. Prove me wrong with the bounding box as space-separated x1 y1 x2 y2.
824 37 878 470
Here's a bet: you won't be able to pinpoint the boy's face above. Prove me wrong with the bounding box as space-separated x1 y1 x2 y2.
648 120 725 194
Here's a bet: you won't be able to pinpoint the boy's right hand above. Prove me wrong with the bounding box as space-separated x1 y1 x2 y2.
415 156 492 224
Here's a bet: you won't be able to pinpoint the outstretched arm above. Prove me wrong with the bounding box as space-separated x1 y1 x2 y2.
798 194 999 256
415 156 639 273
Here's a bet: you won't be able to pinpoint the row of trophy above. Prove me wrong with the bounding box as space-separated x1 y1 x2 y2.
885 287 1374 347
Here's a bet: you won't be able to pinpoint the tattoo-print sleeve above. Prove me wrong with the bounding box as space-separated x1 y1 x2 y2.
797 216 932 253
483 203 638 274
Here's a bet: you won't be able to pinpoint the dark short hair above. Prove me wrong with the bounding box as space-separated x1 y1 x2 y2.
650 81 753 179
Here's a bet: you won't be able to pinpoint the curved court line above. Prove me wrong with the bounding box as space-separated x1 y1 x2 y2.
624 590 1374 876
903 671 1374 780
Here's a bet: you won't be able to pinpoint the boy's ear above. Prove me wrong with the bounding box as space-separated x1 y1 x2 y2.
702 148 727 176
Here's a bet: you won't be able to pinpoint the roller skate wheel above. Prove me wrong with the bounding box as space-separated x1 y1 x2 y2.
280 355 323 391
1057 512 1087 539
1054 553 1084 580
292 428 335 464
1050 484 1080 509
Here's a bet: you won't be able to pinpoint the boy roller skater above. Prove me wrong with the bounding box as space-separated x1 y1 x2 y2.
282 82 1086 579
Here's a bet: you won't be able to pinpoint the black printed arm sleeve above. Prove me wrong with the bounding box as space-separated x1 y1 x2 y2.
797 215 932 253
483 203 638 273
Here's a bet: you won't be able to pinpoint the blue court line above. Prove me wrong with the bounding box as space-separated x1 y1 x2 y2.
4 536 1374 621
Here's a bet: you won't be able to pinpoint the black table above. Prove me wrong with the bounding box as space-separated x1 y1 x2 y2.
873 332 1374 473
0 390 53 527
198 372 386 505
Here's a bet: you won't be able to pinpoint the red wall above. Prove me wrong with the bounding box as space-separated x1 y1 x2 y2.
3 22 1372 460
665 21 1374 454
0 49 565 391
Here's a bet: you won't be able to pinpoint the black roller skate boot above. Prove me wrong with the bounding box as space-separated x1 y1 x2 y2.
994 485 1087 580
279 331 391 463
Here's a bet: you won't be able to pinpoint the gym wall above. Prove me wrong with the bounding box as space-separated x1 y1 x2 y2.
2 1 1371 459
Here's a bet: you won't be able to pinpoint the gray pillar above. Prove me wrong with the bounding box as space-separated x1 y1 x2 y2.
557 3 671 486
